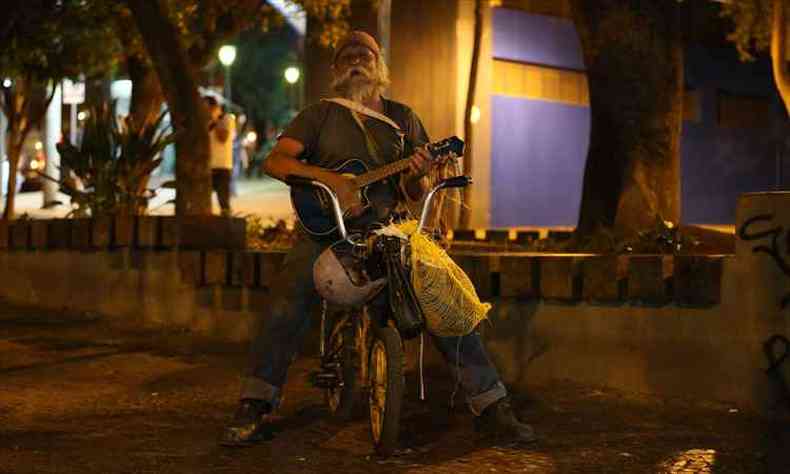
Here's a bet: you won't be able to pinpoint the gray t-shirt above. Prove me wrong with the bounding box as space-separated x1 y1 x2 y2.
279 98 430 223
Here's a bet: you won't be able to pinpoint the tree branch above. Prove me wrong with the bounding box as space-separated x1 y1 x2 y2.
772 0 790 114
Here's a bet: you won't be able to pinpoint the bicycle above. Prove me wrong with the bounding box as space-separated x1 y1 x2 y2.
285 174 472 456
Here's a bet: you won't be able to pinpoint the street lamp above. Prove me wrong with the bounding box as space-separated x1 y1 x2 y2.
284 66 301 110
284 66 300 84
218 45 237 106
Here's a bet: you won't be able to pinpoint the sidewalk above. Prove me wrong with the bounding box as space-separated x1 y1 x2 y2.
0 304 784 473
10 177 296 224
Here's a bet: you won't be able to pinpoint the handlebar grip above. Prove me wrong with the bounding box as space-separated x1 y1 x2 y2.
285 175 318 187
438 175 472 189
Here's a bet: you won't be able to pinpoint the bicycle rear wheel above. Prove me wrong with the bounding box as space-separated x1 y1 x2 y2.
368 326 405 457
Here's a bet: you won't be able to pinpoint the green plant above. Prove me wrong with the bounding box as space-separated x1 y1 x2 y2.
244 214 298 250
44 102 176 217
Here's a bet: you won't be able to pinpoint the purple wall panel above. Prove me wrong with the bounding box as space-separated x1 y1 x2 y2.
492 8 584 70
491 95 590 227
681 122 779 224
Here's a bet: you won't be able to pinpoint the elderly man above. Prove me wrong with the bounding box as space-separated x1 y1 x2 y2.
220 31 536 447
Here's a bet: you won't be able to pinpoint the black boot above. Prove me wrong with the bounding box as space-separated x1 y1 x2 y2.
219 399 272 447
475 397 537 443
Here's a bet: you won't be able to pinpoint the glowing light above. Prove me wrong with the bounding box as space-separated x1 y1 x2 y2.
470 105 481 124
245 131 257 144
2 78 12 88
665 221 675 229
34 141 43 151
218 45 237 67
77 111 88 121
30 159 40 170
662 449 716 473
284 66 301 84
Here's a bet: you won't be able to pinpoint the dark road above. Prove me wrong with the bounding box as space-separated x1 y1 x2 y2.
0 304 786 473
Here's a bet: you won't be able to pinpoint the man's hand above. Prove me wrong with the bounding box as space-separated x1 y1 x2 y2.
407 146 433 178
324 173 363 216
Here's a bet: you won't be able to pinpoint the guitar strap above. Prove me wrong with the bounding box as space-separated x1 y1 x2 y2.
322 97 415 218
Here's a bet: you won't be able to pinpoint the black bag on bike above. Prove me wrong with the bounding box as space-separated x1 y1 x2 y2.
379 235 424 340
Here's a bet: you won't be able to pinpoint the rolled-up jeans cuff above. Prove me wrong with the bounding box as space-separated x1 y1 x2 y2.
468 381 507 416
240 376 281 408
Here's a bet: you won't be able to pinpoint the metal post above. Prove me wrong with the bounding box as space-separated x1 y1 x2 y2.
224 66 231 109
70 103 77 145
0 111 6 198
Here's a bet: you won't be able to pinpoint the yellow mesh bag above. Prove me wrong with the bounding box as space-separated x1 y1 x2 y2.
384 221 492 337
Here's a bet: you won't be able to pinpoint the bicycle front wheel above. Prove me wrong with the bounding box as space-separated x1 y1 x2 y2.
368 326 405 457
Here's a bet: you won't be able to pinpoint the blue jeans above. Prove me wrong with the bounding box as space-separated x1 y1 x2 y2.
241 238 507 415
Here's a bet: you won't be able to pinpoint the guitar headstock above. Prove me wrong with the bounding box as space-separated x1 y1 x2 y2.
427 136 465 159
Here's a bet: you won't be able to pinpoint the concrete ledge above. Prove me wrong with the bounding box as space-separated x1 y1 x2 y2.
30 220 48 250
539 257 580 301
47 219 71 249
71 219 92 250
10 221 30 250
581 256 623 303
627 256 669 305
92 216 112 248
499 256 538 298
674 256 723 307
456 255 493 298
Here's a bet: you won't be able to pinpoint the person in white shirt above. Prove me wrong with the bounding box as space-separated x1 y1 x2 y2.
205 96 236 216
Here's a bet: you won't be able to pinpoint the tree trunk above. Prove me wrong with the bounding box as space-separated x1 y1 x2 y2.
459 0 484 230
128 56 164 127
2 81 29 221
570 0 683 239
772 0 790 115
125 0 211 216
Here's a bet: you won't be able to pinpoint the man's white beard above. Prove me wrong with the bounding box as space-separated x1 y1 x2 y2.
331 70 381 104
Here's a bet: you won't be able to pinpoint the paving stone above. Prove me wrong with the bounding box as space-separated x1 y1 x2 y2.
499 256 538 298
673 256 723 306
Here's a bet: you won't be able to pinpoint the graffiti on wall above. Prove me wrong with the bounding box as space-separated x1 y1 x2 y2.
739 213 790 410
738 213 790 310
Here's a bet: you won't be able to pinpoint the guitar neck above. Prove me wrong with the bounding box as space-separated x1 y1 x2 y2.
353 157 412 188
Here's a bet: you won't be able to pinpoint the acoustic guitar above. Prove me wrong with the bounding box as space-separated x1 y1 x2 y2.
291 136 464 237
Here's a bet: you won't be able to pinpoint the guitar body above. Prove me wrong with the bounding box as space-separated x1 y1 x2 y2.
290 136 465 238
291 159 377 237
